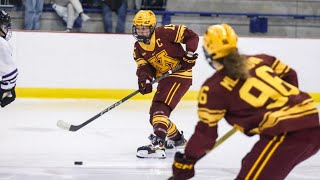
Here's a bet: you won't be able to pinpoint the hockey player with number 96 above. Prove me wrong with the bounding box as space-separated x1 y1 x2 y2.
171 24 320 179
0 10 18 108
132 10 199 159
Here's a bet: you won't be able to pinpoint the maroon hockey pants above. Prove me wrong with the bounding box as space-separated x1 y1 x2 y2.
235 127 320 180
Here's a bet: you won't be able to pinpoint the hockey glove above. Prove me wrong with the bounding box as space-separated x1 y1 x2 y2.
183 51 198 69
172 152 196 180
138 76 153 95
0 86 16 108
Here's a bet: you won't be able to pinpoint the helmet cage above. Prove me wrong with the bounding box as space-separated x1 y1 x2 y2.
0 10 12 40
1 23 12 40
132 24 156 43
202 46 216 69
132 10 157 43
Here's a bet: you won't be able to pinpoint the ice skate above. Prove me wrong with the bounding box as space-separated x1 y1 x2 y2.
81 13 90 23
165 131 187 150
136 134 166 159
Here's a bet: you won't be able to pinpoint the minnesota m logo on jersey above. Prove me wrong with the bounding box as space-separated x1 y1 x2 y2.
148 49 179 76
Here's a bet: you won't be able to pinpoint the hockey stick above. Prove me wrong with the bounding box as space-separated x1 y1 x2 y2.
57 65 181 132
168 127 238 180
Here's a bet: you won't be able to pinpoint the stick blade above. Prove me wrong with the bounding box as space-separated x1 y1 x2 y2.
57 120 71 131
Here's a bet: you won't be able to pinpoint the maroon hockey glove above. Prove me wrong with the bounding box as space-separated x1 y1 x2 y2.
0 86 16 108
138 76 153 95
172 152 196 180
183 51 198 69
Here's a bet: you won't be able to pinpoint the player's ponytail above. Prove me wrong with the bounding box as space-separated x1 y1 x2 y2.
220 49 250 80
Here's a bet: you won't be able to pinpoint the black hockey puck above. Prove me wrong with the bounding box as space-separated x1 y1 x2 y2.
74 161 83 165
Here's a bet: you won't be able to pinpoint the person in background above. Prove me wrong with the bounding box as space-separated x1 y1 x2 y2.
24 0 44 30
51 0 90 32
0 10 18 107
132 10 199 159
101 0 127 33
171 23 320 179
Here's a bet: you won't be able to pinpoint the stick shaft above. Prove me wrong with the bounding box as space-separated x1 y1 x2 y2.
69 90 140 131
59 66 180 131
212 127 238 150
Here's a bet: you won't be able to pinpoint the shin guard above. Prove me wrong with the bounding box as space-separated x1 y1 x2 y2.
149 102 172 138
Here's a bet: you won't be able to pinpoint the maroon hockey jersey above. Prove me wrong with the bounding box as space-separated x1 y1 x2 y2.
133 24 199 82
185 54 319 159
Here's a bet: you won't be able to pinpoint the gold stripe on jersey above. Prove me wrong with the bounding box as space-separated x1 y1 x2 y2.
174 25 186 43
259 98 318 132
135 58 148 67
198 108 226 127
271 59 290 76
167 121 178 137
220 76 239 91
271 59 280 69
138 32 156 51
245 134 286 180
170 70 192 79
152 115 170 128
279 66 290 78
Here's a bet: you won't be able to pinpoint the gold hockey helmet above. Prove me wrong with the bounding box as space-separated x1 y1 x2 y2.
203 24 238 60
132 10 157 43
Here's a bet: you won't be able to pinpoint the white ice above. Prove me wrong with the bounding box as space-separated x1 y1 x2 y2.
0 99 319 180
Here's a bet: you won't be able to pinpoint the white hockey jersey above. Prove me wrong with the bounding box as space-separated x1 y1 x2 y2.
0 37 17 90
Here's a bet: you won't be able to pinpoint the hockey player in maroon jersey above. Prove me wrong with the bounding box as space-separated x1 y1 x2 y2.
132 10 199 159
171 24 320 179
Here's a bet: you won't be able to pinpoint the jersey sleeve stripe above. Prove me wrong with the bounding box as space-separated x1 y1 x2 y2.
199 119 218 127
1 68 18 90
198 108 226 126
278 66 290 78
174 25 186 43
198 107 226 114
174 25 182 43
271 59 280 69
272 59 288 75
135 58 148 67
2 68 18 79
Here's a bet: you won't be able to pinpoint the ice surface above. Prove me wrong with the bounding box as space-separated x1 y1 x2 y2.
0 99 319 180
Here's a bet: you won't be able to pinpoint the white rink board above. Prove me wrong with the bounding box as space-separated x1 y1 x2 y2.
10 31 320 92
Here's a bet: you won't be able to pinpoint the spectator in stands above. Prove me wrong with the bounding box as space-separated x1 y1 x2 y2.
134 0 141 10
24 0 44 30
140 0 166 11
51 0 91 32
101 0 128 33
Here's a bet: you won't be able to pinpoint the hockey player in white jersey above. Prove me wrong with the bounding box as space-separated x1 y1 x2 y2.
0 10 18 108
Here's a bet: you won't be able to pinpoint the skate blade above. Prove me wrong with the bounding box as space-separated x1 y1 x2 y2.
136 150 166 159
165 145 186 152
